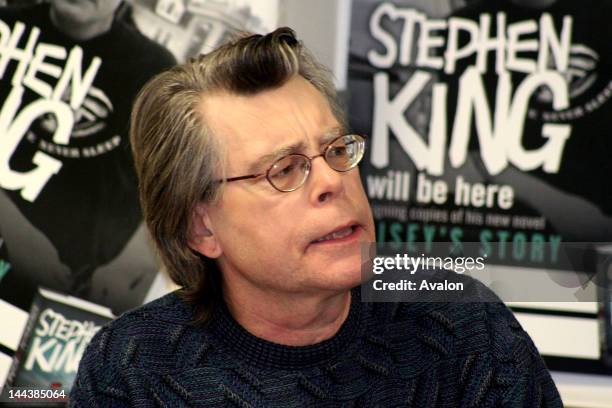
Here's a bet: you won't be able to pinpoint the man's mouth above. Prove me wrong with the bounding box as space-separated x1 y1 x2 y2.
312 225 359 244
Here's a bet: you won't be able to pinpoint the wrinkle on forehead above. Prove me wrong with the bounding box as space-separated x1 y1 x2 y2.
198 76 339 175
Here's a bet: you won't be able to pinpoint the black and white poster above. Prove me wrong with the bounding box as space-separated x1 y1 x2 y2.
0 0 279 317
349 0 612 271
0 1 176 314
0 0 280 389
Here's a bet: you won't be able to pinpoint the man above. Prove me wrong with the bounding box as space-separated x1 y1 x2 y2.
0 0 175 312
70 28 561 407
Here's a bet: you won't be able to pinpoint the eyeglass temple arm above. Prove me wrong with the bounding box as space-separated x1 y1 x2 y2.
224 174 264 183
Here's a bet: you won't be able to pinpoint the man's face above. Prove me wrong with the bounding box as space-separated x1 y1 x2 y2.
200 76 375 297
50 0 122 25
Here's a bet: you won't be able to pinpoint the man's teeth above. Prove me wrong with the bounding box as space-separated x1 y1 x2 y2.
315 227 353 242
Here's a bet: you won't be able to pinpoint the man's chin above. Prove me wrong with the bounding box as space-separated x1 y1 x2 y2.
321 266 364 291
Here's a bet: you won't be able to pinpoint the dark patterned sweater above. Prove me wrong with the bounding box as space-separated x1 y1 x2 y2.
69 286 562 407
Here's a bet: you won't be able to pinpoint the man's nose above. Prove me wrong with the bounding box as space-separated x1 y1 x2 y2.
307 156 345 205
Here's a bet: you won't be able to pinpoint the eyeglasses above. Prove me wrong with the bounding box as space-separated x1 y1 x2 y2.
221 134 366 192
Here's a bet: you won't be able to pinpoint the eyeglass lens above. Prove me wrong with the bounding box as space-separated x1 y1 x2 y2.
267 135 364 192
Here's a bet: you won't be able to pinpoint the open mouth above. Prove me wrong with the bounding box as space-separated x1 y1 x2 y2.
312 225 359 244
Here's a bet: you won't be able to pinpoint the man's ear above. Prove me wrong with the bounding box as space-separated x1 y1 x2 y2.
188 204 222 258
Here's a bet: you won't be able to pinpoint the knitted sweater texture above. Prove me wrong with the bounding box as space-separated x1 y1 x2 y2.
69 287 562 407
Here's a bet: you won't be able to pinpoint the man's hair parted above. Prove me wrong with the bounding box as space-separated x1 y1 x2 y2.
130 27 345 324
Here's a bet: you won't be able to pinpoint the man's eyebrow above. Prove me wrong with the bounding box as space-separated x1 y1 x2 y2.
319 126 345 145
245 126 345 175
246 140 308 175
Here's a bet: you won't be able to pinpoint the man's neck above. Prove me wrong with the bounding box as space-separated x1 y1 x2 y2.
223 283 352 347
49 8 114 41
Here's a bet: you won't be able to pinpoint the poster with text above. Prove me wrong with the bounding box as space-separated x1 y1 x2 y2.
0 2 177 314
0 0 280 319
0 0 273 391
348 0 612 272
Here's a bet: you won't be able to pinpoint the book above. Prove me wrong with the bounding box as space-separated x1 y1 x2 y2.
3 288 113 396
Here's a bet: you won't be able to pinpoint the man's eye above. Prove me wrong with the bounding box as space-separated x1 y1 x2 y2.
270 164 297 178
329 146 347 157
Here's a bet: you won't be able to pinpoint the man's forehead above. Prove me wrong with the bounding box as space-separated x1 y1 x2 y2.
198 77 340 156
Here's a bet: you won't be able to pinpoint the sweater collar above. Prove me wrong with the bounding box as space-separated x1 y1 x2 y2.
210 288 363 369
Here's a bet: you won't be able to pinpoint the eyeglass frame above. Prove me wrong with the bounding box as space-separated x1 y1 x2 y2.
217 134 366 192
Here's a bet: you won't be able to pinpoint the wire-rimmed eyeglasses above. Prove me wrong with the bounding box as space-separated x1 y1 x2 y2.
219 134 366 192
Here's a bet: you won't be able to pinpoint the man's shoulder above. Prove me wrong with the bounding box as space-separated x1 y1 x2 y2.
111 289 193 326
376 273 561 406
101 289 197 337
80 291 207 375
385 272 529 357
71 292 221 406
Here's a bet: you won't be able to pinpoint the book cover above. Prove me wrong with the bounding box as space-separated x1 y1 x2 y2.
5 288 114 393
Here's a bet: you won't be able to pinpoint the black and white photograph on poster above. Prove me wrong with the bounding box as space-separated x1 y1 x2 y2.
348 0 612 272
0 0 280 391
0 0 177 314
129 0 279 62
0 0 279 317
